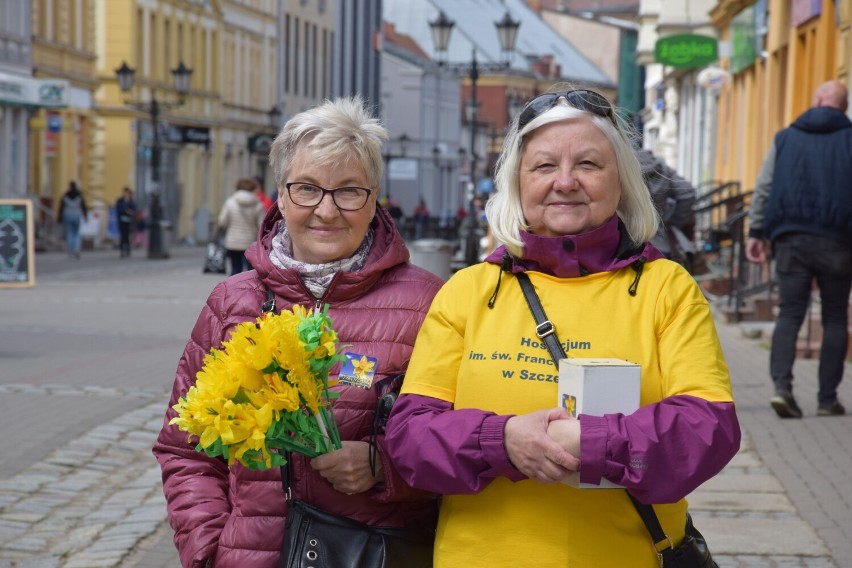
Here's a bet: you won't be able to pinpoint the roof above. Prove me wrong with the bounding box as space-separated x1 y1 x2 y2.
383 21 431 61
383 0 614 88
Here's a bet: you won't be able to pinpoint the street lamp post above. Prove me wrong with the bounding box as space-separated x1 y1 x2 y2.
428 10 520 266
114 60 192 259
268 105 283 131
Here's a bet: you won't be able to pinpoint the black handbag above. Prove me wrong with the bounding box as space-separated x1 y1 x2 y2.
281 496 434 568
515 272 717 568
628 493 717 568
279 418 434 568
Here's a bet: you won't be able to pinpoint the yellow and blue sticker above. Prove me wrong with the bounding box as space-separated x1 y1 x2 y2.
562 393 577 417
338 353 377 389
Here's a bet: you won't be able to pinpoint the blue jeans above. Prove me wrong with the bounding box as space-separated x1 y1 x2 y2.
63 212 82 256
770 233 852 404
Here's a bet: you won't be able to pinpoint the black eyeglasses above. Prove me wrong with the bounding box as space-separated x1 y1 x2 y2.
285 182 373 211
517 89 617 130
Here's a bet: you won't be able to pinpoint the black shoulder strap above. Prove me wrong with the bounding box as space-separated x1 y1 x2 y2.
515 271 673 556
515 272 566 362
627 493 673 556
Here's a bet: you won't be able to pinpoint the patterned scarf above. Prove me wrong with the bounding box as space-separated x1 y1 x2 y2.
269 222 373 298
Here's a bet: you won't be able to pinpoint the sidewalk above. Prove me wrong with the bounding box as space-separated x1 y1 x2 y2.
689 313 851 566
0 248 849 566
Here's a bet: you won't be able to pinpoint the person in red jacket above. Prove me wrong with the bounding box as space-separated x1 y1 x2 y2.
252 175 274 211
153 97 443 567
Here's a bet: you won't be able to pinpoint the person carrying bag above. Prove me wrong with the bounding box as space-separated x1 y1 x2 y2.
384 87 740 566
154 98 441 568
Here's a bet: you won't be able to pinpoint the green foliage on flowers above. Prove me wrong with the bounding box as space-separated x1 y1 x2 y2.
171 304 346 470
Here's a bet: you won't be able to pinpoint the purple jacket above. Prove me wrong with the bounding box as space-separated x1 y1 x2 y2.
386 216 741 504
153 206 443 568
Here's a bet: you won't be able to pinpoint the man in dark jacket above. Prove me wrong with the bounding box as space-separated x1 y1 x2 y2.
115 187 138 258
746 80 852 419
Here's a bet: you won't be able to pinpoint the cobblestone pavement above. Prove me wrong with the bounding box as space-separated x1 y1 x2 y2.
0 247 850 567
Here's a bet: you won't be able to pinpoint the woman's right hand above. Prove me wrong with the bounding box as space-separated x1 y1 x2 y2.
504 408 580 483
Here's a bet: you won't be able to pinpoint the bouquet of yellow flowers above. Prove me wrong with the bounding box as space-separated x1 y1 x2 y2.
170 304 345 470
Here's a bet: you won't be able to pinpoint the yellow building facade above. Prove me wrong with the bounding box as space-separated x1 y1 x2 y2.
710 0 850 190
91 0 334 245
95 0 226 245
25 1 337 245
31 0 98 225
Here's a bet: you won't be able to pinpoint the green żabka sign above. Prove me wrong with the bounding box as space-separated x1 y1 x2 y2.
655 34 718 68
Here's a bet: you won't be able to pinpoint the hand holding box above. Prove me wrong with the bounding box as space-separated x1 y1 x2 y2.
557 358 640 488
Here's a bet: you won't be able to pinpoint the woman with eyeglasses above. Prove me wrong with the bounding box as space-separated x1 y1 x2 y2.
385 87 740 566
154 97 441 567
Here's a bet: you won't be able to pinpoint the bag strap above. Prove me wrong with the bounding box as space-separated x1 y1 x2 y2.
627 493 674 558
516 272 567 362
261 287 276 314
515 271 674 557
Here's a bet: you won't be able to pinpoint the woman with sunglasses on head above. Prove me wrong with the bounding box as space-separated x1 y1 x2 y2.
385 87 740 566
154 97 442 567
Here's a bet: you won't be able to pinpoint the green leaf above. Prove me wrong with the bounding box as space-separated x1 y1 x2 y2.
232 388 252 405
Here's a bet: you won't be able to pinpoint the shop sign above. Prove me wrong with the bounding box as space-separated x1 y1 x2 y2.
37 82 67 107
388 158 417 181
697 66 731 91
47 114 63 133
182 126 211 147
654 35 718 68
0 200 35 288
731 6 758 74
248 133 274 155
0 71 68 107
44 130 57 157
792 0 821 26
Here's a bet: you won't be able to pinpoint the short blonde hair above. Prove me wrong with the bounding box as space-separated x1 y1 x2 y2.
486 93 659 258
269 97 388 189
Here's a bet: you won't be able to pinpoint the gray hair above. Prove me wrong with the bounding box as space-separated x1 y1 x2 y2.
486 98 659 258
269 97 388 188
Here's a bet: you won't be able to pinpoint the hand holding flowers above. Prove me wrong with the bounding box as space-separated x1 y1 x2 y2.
170 304 344 470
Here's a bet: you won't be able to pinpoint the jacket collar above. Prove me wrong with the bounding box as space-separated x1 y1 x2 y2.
484 215 663 277
246 205 410 302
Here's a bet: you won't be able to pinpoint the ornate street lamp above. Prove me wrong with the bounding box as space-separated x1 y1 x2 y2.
398 133 410 157
428 10 520 267
115 60 193 258
268 105 283 130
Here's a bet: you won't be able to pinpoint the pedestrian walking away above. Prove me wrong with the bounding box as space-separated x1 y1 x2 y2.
115 186 138 258
745 79 852 419
216 178 266 275
414 198 430 239
385 86 740 567
57 181 88 259
153 97 442 567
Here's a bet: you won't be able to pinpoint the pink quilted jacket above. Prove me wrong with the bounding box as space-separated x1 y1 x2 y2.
153 206 443 567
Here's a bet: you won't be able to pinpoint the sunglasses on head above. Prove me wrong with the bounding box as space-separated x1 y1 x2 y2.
517 89 617 129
